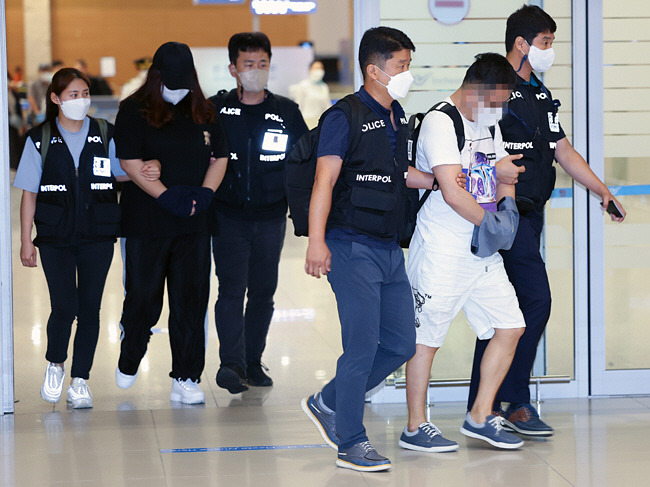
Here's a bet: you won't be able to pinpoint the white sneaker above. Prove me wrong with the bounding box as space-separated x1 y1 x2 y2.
41 363 65 403
170 378 205 405
115 367 138 389
67 378 93 409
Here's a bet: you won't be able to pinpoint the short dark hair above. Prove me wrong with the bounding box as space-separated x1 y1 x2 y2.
505 5 557 52
462 53 517 92
358 26 415 79
228 32 272 65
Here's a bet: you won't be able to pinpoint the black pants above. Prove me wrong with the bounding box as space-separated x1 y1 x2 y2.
212 212 286 371
468 211 552 409
40 240 114 380
119 233 210 381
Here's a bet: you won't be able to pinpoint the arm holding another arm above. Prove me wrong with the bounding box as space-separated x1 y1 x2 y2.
433 163 485 226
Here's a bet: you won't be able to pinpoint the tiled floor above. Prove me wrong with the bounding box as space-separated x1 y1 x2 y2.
4 178 650 486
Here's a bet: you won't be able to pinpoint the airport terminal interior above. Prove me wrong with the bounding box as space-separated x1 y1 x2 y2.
2 0 650 486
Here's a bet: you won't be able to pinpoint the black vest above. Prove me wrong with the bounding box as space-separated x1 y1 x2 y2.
29 119 120 245
499 74 562 210
328 102 410 241
210 90 296 212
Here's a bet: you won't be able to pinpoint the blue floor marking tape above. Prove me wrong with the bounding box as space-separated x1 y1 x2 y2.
551 184 650 199
161 443 330 453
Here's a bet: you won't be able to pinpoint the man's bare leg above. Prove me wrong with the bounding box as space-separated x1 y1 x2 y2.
470 327 524 424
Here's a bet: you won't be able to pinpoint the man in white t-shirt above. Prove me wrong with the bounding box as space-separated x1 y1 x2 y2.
400 53 527 451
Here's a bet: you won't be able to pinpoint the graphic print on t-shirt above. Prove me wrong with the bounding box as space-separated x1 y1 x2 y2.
461 136 497 211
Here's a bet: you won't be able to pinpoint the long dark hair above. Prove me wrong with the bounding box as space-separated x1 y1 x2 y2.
127 66 215 129
44 68 91 128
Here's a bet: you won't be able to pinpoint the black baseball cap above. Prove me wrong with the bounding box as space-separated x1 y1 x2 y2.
152 42 195 90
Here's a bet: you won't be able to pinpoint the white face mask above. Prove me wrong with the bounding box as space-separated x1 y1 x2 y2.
474 103 503 127
309 68 325 82
40 72 53 83
525 42 555 73
237 69 269 93
375 67 414 100
59 97 91 121
162 85 190 105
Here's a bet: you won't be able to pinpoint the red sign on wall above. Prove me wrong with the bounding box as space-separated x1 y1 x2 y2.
429 0 470 25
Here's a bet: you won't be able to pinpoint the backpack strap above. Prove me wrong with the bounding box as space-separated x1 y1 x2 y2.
209 89 230 113
431 101 465 152
320 94 366 162
96 118 110 155
40 121 51 167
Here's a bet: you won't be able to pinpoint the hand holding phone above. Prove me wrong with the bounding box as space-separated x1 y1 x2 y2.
601 200 625 219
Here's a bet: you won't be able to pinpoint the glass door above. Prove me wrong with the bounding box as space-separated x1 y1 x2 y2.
589 0 650 395
361 0 579 402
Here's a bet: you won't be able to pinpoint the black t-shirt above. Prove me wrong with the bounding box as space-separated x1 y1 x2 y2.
114 97 229 237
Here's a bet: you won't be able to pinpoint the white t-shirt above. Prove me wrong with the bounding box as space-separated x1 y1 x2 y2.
414 97 508 257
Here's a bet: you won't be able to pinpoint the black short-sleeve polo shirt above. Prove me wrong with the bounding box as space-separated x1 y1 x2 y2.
115 97 228 237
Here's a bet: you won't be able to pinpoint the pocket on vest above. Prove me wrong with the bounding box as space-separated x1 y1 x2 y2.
91 202 121 236
34 203 65 237
261 164 286 204
349 186 395 234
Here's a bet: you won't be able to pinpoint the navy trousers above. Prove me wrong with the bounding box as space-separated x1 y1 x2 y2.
40 240 114 379
320 239 416 450
212 212 286 371
467 211 552 409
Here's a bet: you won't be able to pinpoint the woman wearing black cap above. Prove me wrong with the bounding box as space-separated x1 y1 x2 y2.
113 41 229 404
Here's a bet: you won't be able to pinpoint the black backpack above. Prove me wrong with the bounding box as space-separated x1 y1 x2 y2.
285 94 365 237
400 101 466 248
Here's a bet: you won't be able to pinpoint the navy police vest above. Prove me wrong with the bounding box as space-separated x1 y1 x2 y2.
210 90 298 211
29 119 120 245
328 101 410 241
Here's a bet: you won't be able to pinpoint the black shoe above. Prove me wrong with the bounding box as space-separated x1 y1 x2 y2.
216 364 249 394
246 362 273 387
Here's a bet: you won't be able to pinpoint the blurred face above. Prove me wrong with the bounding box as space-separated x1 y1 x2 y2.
310 61 324 73
51 78 90 105
467 83 512 125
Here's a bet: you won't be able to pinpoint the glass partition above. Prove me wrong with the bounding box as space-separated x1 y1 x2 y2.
378 0 575 390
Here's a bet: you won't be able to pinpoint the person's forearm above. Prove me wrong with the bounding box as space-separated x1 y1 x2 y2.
20 191 37 244
202 157 228 191
441 185 485 226
406 165 435 190
308 175 334 243
496 181 515 201
556 140 610 198
120 158 166 198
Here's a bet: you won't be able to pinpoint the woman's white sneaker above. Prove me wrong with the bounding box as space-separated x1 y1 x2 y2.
67 378 93 409
170 378 205 404
41 363 65 403
115 367 138 389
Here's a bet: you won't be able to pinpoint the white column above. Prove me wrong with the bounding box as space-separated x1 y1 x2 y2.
23 0 52 80
572 0 594 398
352 0 380 90
0 0 16 415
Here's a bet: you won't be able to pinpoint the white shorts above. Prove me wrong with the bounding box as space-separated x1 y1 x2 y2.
406 235 525 348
